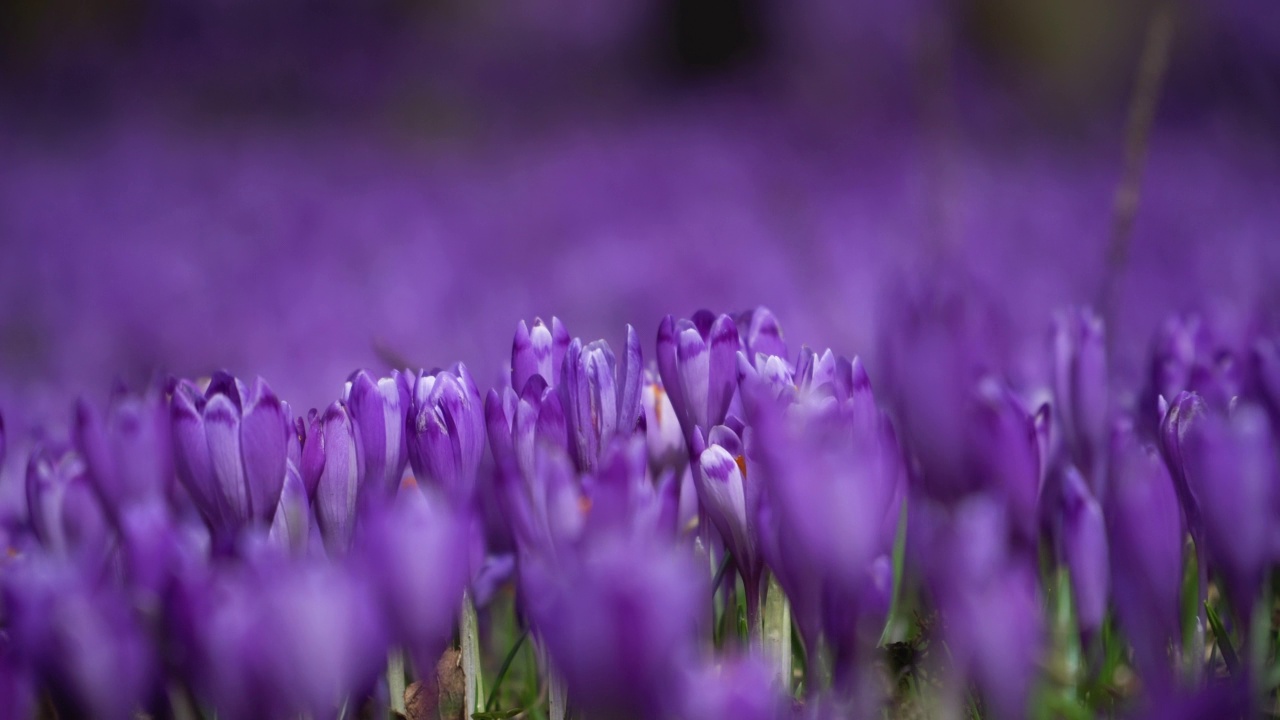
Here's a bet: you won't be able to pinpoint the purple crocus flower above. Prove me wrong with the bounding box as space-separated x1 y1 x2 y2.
307 400 362 553
406 363 485 506
523 532 707 720
486 374 569 484
353 488 471 674
1140 314 1241 427
1051 308 1108 488
496 439 586 564
580 434 679 543
0 409 7 470
24 444 110 564
73 387 173 522
560 325 644 472
170 372 290 538
175 555 389 720
878 277 1007 503
342 369 410 500
641 368 687 474
1107 423 1184 686
3 564 156 720
0 641 35 720
933 498 1045 720
512 316 571 393
1057 466 1109 635
656 310 741 449
1157 390 1208 541
746 360 904 683
679 653 792 720
694 424 765 622
1181 403 1275 619
736 306 788 362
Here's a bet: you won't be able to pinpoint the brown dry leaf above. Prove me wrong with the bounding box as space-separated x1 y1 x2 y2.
405 648 467 720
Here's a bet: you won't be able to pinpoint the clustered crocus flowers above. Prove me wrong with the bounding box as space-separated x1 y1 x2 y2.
4 299 1280 720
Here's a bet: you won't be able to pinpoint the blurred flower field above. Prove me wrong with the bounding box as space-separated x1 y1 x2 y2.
1 1 1279 718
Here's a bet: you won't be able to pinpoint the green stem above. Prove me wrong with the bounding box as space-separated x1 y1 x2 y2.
485 629 530 712
762 573 792 690
461 590 485 718
387 650 406 717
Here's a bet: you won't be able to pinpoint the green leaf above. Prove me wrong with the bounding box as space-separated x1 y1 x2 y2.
879 499 909 647
472 710 524 719
1205 600 1240 674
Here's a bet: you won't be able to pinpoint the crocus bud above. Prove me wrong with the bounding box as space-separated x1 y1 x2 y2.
973 378 1042 546
697 430 762 594
75 388 173 522
24 445 109 563
751 388 902 627
311 401 361 553
1051 308 1108 483
343 369 409 499
354 489 470 674
4 567 156 720
656 311 741 448
561 325 644 472
1158 391 1207 542
642 370 686 473
512 316 571 392
736 306 788 361
1142 314 1241 427
1107 425 1184 684
525 533 707 720
487 375 569 483
878 279 1011 504
1182 403 1275 617
268 462 311 555
584 435 673 540
170 373 289 536
1058 467 1109 634
498 441 585 560
407 364 485 506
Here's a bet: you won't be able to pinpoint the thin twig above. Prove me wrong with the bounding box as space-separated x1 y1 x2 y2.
1099 4 1177 327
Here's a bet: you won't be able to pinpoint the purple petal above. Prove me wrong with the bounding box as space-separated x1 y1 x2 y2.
74 397 116 510
706 314 740 430
240 377 288 525
347 370 404 498
1060 467 1109 633
656 315 688 441
171 380 219 524
269 462 311 555
676 325 711 431
697 444 754 573
551 316 572 379
616 324 644 435
314 402 360 553
205 370 247 410
453 364 486 485
513 317 562 391
203 393 251 526
642 372 685 473
299 410 324 500
691 309 717 338
1183 404 1274 613
741 306 787 360
485 388 515 471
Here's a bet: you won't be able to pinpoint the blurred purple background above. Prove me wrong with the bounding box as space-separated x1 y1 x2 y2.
2 0 1278 431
